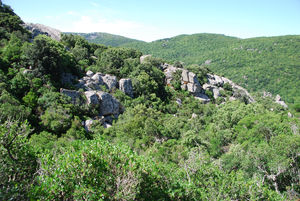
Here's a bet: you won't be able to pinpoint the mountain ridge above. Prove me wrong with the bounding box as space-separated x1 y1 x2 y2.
23 23 300 104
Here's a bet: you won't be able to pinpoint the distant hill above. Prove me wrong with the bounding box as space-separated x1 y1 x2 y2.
64 32 144 46
62 32 300 104
121 33 300 104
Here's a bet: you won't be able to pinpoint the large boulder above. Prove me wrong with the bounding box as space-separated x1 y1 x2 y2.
164 65 178 84
84 80 101 91
181 69 189 82
97 91 121 116
84 119 94 132
119 78 133 97
275 94 288 108
187 83 202 94
207 74 224 87
188 72 199 84
91 73 104 85
84 91 100 106
195 93 210 103
86 70 94 77
102 74 117 91
60 88 81 104
140 55 152 64
202 84 222 99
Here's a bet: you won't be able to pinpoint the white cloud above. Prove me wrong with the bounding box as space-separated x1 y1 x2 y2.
57 13 169 42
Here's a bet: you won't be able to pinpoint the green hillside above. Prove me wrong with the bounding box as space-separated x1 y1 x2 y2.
65 32 143 47
1 1 300 200
122 33 300 104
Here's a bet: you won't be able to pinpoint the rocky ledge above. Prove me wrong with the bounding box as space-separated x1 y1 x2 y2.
60 71 134 131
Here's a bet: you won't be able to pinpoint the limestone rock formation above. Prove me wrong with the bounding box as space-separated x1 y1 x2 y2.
275 94 288 108
84 119 94 132
84 91 100 106
119 78 133 97
24 23 61 41
102 74 117 91
161 61 255 104
97 91 121 116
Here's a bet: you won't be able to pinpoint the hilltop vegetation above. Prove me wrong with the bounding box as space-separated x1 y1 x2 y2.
122 33 300 104
0 1 299 200
66 32 142 47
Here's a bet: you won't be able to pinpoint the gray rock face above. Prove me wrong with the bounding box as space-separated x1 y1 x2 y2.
84 119 94 132
162 62 254 104
195 93 210 103
203 84 222 99
275 94 288 108
219 76 255 103
119 78 133 97
102 74 117 91
207 74 224 87
91 73 104 85
77 73 117 91
188 72 199 84
181 69 189 82
163 65 203 95
24 23 61 41
97 91 120 116
140 55 152 63
60 89 81 104
84 91 100 106
187 83 202 94
86 70 94 77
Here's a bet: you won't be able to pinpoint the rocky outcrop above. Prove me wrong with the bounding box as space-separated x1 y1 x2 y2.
140 55 152 63
60 89 81 104
84 119 94 132
97 91 121 116
275 94 288 108
102 74 117 91
119 78 133 97
24 23 61 41
77 72 117 91
84 91 100 106
160 59 254 104
60 70 134 131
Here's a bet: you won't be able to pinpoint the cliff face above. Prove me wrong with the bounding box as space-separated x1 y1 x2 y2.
24 23 61 41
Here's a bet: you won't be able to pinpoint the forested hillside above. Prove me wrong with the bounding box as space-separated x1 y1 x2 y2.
66 32 143 47
122 33 300 104
1 1 299 200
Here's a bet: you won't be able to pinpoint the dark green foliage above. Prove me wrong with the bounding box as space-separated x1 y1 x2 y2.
23 35 77 83
92 47 142 77
0 120 37 200
0 1 28 40
0 90 31 122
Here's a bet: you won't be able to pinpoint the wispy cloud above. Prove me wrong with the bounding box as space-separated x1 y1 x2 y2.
90 2 100 7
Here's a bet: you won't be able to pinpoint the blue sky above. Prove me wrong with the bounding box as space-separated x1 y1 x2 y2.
3 0 300 42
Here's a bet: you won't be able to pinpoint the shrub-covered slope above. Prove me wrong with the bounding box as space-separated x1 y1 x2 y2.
122 33 300 104
1 2 299 200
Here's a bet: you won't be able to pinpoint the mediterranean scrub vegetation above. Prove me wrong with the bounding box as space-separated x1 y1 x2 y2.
0 1 299 200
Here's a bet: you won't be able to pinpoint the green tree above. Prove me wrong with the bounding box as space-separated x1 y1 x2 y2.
0 120 37 200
